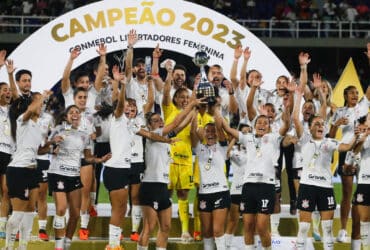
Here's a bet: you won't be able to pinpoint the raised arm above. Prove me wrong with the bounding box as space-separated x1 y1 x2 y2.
246 77 261 121
162 63 173 107
240 46 251 87
365 42 370 67
190 109 200 148
313 74 328 121
279 105 291 137
162 98 201 135
230 44 242 90
151 44 164 92
0 50 5 70
143 76 155 114
114 77 126 118
5 59 18 100
61 48 80 94
293 86 304 138
214 107 227 142
218 108 239 140
111 64 125 103
125 29 137 82
298 52 311 100
94 44 107 92
224 79 238 114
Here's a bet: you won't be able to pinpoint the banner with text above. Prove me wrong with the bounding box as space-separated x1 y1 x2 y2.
0 0 289 91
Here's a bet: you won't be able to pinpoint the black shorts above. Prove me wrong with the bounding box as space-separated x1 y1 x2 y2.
80 159 91 167
353 184 370 206
240 183 275 214
275 166 282 193
0 152 11 175
297 184 336 212
231 194 242 206
103 167 130 192
94 142 111 157
198 191 231 212
129 162 145 185
139 182 171 211
6 167 39 200
36 159 50 183
337 151 355 176
48 173 83 193
293 168 302 180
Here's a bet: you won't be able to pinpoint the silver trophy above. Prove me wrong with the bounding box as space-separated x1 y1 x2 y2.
193 51 216 104
113 49 127 72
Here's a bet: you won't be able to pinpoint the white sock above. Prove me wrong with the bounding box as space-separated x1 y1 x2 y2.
351 239 361 250
204 237 215 250
137 245 148 250
131 205 142 232
19 212 35 246
55 237 65 250
156 248 166 250
64 237 72 250
90 192 96 205
80 211 90 229
109 224 122 247
0 217 7 232
312 210 321 233
296 222 310 250
270 213 280 235
6 211 24 248
215 235 226 250
38 219 47 231
254 234 260 248
224 233 233 248
361 221 370 248
321 220 334 250
245 245 254 250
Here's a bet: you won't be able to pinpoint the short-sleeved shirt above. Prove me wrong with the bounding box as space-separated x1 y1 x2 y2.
299 133 340 188
239 132 282 185
358 136 370 185
195 142 229 194
0 105 14 154
9 115 43 168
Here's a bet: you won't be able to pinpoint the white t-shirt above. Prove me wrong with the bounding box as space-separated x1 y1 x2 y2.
229 145 247 195
130 114 145 163
142 128 171 183
63 85 98 111
331 97 369 143
48 125 90 177
268 91 284 121
299 133 340 188
126 78 160 114
358 136 370 185
9 115 43 167
0 105 14 154
37 112 54 160
195 142 229 194
239 132 282 185
93 114 112 143
78 108 95 152
104 114 140 168
235 86 249 125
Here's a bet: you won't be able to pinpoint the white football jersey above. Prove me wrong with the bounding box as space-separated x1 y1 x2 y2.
358 136 370 185
229 145 247 195
63 85 98 111
0 105 14 154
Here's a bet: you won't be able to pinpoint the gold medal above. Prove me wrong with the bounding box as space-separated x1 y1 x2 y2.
256 149 262 158
204 163 211 171
4 123 10 136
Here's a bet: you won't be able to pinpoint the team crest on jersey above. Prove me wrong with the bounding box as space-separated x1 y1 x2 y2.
24 188 29 198
357 193 364 203
57 181 64 190
153 201 158 210
200 200 206 210
240 202 245 211
301 199 309 209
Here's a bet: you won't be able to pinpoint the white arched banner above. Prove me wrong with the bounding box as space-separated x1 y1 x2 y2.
0 0 289 91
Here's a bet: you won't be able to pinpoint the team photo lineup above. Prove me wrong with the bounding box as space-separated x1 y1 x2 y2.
0 23 370 250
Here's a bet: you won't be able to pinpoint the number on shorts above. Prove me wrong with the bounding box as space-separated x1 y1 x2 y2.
261 199 269 208
327 196 335 206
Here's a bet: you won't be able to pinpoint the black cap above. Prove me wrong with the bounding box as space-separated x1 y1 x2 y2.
133 58 145 66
